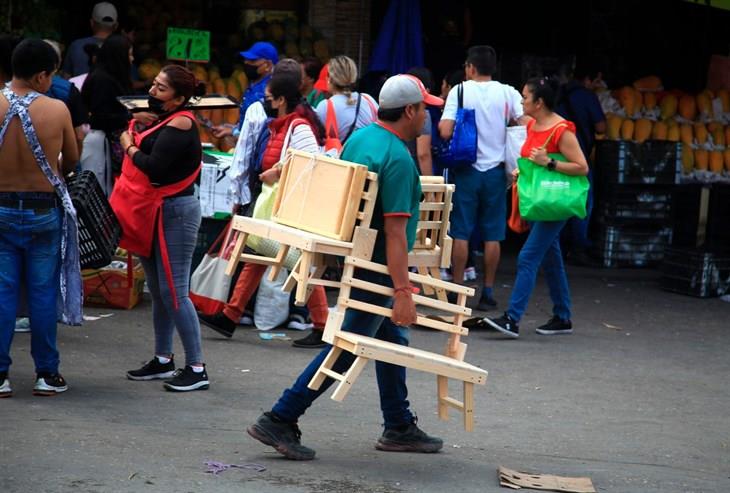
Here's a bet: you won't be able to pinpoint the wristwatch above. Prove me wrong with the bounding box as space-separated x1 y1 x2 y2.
547 158 557 171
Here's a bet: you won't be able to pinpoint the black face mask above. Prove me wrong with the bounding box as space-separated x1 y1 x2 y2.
263 99 278 118
243 64 261 81
147 95 168 115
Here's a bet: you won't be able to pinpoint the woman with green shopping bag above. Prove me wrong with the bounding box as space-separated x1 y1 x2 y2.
484 77 588 339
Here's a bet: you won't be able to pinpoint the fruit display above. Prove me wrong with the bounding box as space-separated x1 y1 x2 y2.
598 75 730 180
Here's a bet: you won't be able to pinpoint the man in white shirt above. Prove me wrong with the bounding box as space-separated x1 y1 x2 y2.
439 45 527 310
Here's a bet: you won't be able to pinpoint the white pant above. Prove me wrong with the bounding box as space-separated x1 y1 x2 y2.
80 129 112 196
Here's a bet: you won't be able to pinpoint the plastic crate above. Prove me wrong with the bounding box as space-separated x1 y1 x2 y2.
671 184 730 249
660 247 730 298
592 224 672 268
595 185 673 223
595 140 681 185
67 171 121 269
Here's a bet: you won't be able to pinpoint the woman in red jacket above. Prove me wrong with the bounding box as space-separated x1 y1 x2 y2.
113 65 210 391
199 60 330 346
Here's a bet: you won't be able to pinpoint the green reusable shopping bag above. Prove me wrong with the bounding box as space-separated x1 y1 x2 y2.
517 154 589 221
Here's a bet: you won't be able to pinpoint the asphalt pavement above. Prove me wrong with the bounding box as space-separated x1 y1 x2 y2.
2 254 729 493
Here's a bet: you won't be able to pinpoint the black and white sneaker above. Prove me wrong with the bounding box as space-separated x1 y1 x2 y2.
127 357 176 381
484 314 520 339
536 316 573 335
163 365 210 392
287 313 313 331
0 373 12 398
33 373 68 396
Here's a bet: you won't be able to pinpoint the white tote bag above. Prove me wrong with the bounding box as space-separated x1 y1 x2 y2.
189 222 233 315
253 266 290 330
505 125 527 183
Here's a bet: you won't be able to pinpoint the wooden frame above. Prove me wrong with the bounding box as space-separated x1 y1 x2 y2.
308 255 488 432
273 150 371 241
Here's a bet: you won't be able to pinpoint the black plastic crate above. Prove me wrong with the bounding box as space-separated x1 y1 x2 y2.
67 171 121 269
660 247 730 297
671 184 730 249
592 224 672 268
595 140 681 185
595 185 673 223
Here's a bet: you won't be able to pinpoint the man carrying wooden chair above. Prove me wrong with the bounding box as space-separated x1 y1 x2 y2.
247 75 446 460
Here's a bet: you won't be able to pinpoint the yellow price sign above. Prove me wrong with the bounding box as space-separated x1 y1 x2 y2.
166 27 210 62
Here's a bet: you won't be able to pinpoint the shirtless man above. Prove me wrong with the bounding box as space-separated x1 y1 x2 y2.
0 39 79 398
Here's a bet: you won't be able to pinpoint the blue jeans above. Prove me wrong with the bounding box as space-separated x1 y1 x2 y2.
273 270 414 429
507 220 571 323
139 196 203 366
0 204 62 374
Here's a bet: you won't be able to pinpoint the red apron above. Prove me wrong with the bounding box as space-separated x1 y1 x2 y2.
110 110 200 308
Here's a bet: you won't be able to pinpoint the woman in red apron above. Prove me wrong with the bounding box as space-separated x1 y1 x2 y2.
112 65 209 392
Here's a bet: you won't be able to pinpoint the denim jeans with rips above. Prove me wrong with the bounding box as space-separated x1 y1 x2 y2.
0 205 62 374
272 269 415 429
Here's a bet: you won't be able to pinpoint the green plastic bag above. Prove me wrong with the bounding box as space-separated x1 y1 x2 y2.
517 153 590 222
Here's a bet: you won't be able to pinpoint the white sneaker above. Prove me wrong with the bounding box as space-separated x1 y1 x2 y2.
287 314 313 331
440 268 453 281
463 267 477 282
33 374 68 396
0 377 12 398
239 314 254 326
14 318 30 333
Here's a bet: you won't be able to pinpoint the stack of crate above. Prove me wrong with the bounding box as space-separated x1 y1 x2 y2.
591 140 681 268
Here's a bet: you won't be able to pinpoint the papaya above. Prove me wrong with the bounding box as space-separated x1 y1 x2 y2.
633 89 643 111
212 78 226 95
679 95 697 120
225 78 242 101
725 125 730 147
697 91 713 118
694 123 708 145
659 94 677 120
709 150 724 173
717 89 730 113
607 115 623 140
712 127 725 147
667 124 680 142
680 124 693 146
644 92 657 111
707 121 723 133
681 145 694 173
210 108 224 126
619 86 636 117
224 108 239 125
694 149 709 171
651 120 668 140
724 149 730 172
191 64 208 83
620 119 635 140
634 119 652 143
633 75 662 91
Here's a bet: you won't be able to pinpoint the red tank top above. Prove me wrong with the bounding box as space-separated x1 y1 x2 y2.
520 119 576 157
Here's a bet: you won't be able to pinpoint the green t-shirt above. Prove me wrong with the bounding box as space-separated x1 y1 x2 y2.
340 123 422 263
306 89 326 108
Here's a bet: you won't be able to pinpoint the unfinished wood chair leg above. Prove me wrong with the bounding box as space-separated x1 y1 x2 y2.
331 356 368 402
225 231 247 276
294 251 313 305
283 257 301 293
437 375 449 421
268 244 290 281
307 345 343 391
417 266 435 296
463 382 475 432
429 266 448 302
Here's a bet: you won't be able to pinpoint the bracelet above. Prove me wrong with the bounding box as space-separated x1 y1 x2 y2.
393 285 413 296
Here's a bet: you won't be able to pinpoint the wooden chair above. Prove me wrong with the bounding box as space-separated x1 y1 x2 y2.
408 176 454 302
307 255 488 431
225 150 379 305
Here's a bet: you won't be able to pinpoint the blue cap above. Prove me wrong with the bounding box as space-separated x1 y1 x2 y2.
240 42 279 64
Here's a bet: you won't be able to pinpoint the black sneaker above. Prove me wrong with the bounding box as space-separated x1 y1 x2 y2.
127 357 176 381
163 365 210 392
292 330 326 348
198 312 236 338
33 373 68 396
247 412 316 460
476 294 498 311
375 422 443 453
484 313 519 339
0 373 12 398
536 316 573 335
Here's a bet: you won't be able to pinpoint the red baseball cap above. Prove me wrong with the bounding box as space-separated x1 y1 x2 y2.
379 74 444 109
313 64 329 92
